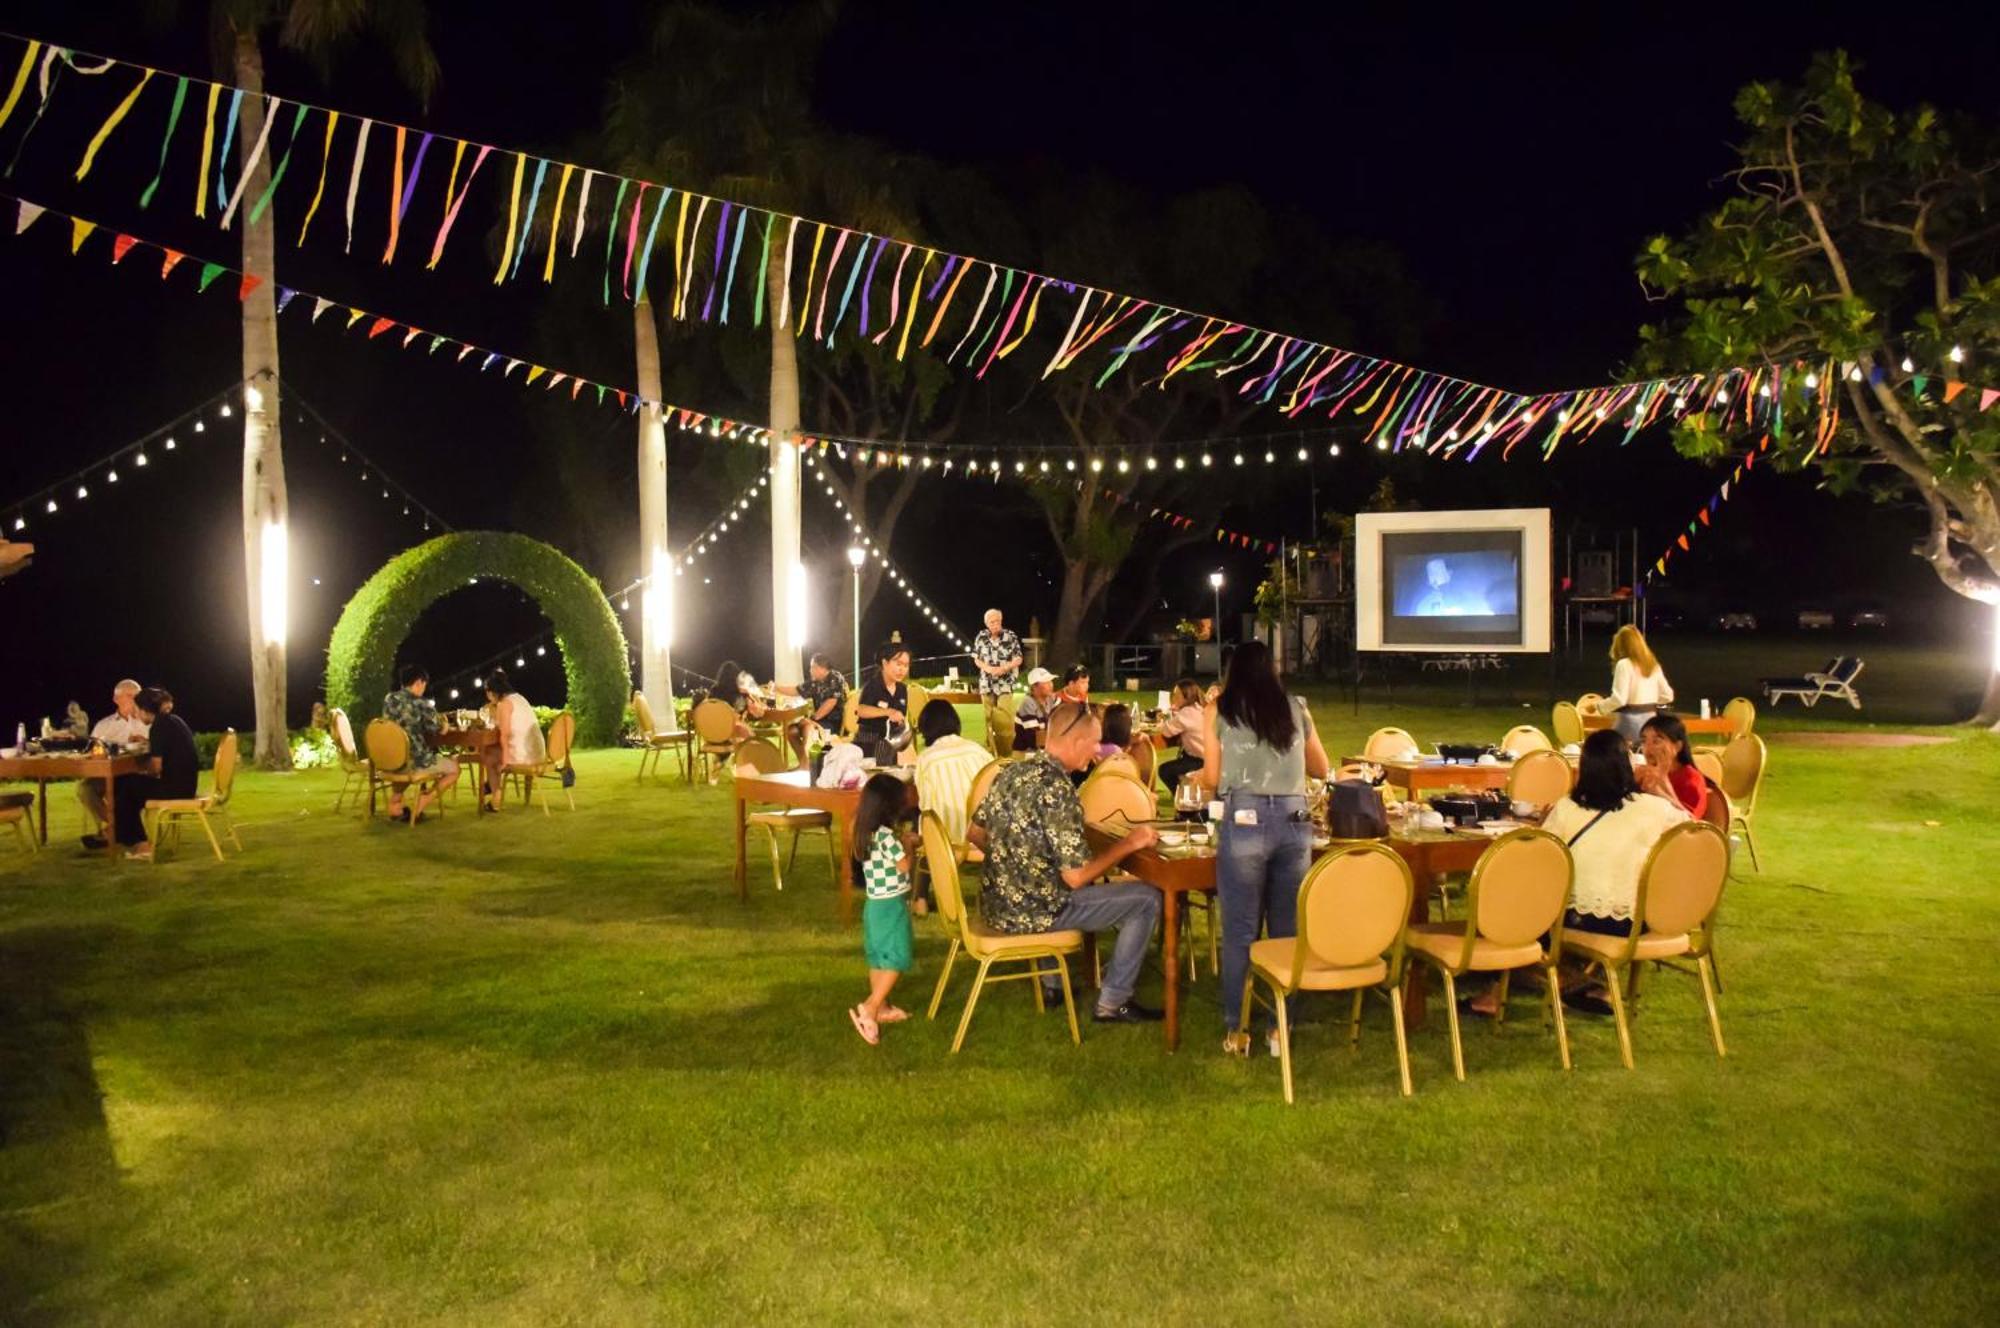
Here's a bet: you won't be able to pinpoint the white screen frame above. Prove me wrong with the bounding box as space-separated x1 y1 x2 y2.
1355 508 1551 653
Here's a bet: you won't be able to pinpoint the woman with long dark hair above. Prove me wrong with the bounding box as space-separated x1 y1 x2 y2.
1638 712 1707 818
1198 639 1331 1057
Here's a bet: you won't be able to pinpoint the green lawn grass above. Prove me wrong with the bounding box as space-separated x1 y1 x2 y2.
4 659 1999 1323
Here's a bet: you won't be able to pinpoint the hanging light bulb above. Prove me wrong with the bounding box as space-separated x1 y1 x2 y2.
1201 453 1212 467
108 470 119 483
1328 443 1341 456
135 452 148 466
1948 344 1964 364
219 403 232 418
1066 459 1077 472
193 420 205 433
1090 458 1103 473
1375 437 1389 451
1116 458 1129 474
472 677 483 689
11 517 22 531
1233 453 1244 466
515 656 526 668
1901 357 1915 373
165 437 177 450
1805 372 1819 388
1039 460 1050 473
1849 365 1864 382
45 499 57 513
76 485 88 500
1174 457 1186 470
450 688 461 700
536 646 546 657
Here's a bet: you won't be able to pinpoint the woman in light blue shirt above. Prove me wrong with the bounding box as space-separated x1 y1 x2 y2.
1199 640 1331 1056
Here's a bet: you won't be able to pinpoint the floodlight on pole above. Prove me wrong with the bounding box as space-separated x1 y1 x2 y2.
847 546 867 680
1208 569 1224 643
260 520 288 648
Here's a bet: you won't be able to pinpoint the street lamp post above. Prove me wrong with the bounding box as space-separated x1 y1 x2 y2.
847 546 867 680
1209 569 1225 643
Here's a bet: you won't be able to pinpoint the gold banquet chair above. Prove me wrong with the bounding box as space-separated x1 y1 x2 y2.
986 692 1018 757
735 739 837 893
691 698 741 783
1363 726 1420 760
2 795 37 855
1499 724 1553 756
921 812 1083 1054
1719 734 1767 871
1506 749 1573 810
1078 771 1156 827
629 690 694 783
1403 828 1574 1079
1550 700 1586 747
1561 820 1729 1069
363 718 442 827
144 727 244 863
1242 841 1417 1102
504 711 575 814
329 706 372 815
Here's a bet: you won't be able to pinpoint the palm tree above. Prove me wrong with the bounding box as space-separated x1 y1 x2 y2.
204 1 436 766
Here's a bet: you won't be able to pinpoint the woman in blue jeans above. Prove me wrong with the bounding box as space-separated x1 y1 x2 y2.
1198 640 1331 1057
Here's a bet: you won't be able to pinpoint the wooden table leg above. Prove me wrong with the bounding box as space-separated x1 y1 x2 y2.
733 785 749 899
36 779 48 845
1162 886 1182 1051
1402 866 1431 1031
102 774 118 859
833 811 854 926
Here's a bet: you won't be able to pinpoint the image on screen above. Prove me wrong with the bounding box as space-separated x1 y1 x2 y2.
1380 529 1524 647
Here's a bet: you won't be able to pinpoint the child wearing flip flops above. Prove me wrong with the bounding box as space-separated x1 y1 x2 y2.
848 773 917 1045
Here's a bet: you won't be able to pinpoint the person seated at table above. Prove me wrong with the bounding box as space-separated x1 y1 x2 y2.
113 686 196 860
1501 728 1688 1017
776 652 847 758
1199 639 1332 1056
77 677 149 850
968 700 1164 1024
1060 663 1092 705
1637 712 1707 819
382 666 460 823
1010 667 1058 753
479 669 544 813
1155 678 1207 796
854 641 912 751
914 699 990 852
1076 703 1141 788
709 658 770 743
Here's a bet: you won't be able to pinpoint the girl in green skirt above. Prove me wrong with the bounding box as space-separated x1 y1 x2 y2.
849 773 916 1045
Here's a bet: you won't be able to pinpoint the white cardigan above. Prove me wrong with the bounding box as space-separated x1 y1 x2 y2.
1607 657 1674 711
1542 793 1690 920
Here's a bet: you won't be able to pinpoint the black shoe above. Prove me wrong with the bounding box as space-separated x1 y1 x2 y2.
79 834 107 851
1092 1002 1165 1024
1562 989 1614 1018
1040 983 1064 1004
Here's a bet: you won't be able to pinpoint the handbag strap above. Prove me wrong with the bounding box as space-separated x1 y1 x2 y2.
1564 809 1611 848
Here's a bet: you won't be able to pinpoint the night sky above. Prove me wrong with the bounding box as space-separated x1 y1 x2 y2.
2 1 1996 729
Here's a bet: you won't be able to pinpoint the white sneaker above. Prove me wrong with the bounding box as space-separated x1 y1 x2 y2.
1267 1030 1283 1058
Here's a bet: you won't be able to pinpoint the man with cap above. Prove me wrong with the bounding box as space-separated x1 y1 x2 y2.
1011 667 1059 753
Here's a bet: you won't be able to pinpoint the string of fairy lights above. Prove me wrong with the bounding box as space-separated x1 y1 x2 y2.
283 381 456 533
806 453 971 653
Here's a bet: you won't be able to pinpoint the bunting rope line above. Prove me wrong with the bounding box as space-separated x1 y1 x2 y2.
1 378 246 533
0 30 1907 456
1643 436 1773 583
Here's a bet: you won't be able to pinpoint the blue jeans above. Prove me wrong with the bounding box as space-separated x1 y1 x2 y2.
1052 882 1162 1009
1217 791 1312 1032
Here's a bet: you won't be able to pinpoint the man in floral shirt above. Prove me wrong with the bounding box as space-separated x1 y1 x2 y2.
971 608 1023 731
969 700 1163 1023
381 665 460 821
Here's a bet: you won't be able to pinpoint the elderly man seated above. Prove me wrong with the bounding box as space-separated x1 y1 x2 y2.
969 700 1163 1023
1010 666 1058 754
77 677 151 850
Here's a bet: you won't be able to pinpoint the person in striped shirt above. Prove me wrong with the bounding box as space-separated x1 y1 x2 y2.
914 699 991 850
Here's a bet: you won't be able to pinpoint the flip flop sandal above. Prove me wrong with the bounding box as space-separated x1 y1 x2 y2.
877 1006 911 1024
847 1005 880 1046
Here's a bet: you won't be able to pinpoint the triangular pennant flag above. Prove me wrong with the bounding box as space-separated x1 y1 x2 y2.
570 379 584 399
159 248 185 278
1677 534 1690 551
1944 380 1967 403
15 201 45 233
236 274 260 301
310 297 333 322
595 386 607 405
1982 389 2000 412
503 358 523 377
427 335 445 354
1698 509 1711 526
366 317 395 339
275 287 297 313
1912 374 1929 396
456 343 475 361
196 261 226 292
1655 558 1667 576
344 307 366 329
69 218 97 253
615 390 629 409
402 326 422 348
546 372 566 390
110 234 137 264
525 365 546 385
480 353 501 371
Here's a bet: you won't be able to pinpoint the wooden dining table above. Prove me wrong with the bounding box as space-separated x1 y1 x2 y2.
1085 821 1489 1051
0 750 148 858
1582 710 1738 737
732 767 915 922
1355 756 1518 796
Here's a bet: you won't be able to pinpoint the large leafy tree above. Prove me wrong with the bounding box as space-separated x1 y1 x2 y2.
1637 52 2000 725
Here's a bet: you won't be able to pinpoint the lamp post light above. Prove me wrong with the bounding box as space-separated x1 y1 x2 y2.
1209 569 1225 643
847 545 867 680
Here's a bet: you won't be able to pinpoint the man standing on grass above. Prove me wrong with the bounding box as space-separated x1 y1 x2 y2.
971 608 1023 734
969 700 1164 1024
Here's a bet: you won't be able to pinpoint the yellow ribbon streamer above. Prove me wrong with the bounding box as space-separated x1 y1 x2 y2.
383 125 406 261
670 192 691 316
0 40 42 137
895 249 934 361
494 152 525 284
541 162 574 282
297 110 338 244
797 223 827 333
194 82 221 218
77 68 152 180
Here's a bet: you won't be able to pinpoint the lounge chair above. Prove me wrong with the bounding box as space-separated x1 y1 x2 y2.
1764 657 1863 709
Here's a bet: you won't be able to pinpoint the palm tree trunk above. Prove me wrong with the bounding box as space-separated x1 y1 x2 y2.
633 297 673 714
766 242 803 685
235 31 290 769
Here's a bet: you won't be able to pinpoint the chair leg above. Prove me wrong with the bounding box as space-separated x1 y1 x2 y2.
1547 963 1572 1070
951 958 994 1054
1273 982 1295 1105
824 829 839 884
763 826 785 891
1055 955 1080 1045
1742 820 1760 871
1388 984 1413 1097
1030 967 1046 1013
1697 954 1727 1058
1441 970 1466 1082
196 811 225 863
1238 973 1257 1034
786 830 802 877
1348 989 1364 1048
1603 963 1636 1069
1494 970 1512 1031
926 937 960 1019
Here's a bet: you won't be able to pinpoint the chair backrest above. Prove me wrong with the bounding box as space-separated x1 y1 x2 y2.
1638 821 1729 936
905 682 931 740
632 688 664 740
1506 748 1572 806
840 688 861 740
545 712 574 767
1079 770 1155 826
920 811 967 931
1550 700 1584 746
1470 828 1572 948
331 707 359 761
1499 724 1552 756
1692 748 1725 786
1363 726 1419 760
1577 692 1605 717
1127 738 1156 788
1296 842 1413 972
1834 657 1865 685
967 759 1003 823
364 718 409 773
1719 733 1765 808
1700 780 1731 836
691 698 738 744
1093 752 1142 786
734 737 786 776
1722 696 1756 737
210 728 240 805
987 699 1016 757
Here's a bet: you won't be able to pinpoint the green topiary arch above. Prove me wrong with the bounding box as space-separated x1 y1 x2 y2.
325 532 631 747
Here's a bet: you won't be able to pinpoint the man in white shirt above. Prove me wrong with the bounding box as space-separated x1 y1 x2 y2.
78 678 150 849
1010 667 1058 754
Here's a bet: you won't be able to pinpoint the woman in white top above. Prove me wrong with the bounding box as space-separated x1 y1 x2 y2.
481 669 544 812
1603 624 1673 742
1155 678 1208 795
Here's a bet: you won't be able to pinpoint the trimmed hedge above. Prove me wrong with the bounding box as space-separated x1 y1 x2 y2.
325 532 632 747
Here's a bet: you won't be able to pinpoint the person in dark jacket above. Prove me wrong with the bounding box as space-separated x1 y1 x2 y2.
116 685 198 860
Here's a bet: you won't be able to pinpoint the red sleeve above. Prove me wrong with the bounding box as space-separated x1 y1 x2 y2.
1670 764 1708 818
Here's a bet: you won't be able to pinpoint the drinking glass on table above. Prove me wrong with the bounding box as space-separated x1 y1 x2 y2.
1173 774 1205 823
